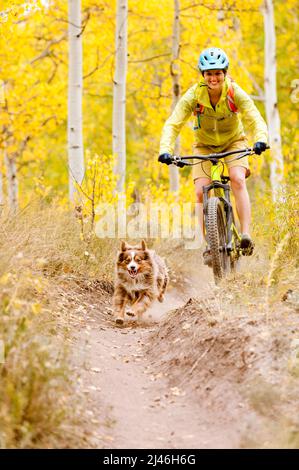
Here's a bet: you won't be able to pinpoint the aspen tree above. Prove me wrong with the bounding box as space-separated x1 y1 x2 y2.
113 0 128 194
1 81 18 211
68 0 85 202
169 0 180 192
4 153 18 210
263 0 284 200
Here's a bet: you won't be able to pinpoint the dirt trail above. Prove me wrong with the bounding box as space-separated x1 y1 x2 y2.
69 263 299 449
74 280 244 449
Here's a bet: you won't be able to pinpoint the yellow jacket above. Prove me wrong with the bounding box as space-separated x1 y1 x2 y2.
159 77 268 154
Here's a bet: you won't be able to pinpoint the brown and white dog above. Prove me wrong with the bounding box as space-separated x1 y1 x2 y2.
113 240 169 325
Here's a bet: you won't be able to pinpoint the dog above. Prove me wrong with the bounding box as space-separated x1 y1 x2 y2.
113 240 169 325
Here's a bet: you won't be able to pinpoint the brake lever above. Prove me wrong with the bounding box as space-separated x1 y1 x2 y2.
172 155 186 167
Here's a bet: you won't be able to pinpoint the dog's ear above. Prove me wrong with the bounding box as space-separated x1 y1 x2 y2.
120 241 128 251
141 239 147 251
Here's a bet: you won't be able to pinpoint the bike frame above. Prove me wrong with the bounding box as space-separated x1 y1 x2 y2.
171 148 258 257
169 147 269 278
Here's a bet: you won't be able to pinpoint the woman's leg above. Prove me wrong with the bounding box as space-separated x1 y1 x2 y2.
228 166 251 235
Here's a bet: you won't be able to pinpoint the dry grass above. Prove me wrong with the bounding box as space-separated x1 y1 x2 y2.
0 202 117 448
0 202 119 280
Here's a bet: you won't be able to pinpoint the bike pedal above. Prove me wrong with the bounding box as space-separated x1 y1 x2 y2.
242 246 254 256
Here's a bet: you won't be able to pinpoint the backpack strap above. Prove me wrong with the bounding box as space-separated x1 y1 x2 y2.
193 103 205 129
227 83 238 113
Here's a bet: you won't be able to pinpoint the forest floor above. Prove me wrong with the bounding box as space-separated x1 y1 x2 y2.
60 261 299 449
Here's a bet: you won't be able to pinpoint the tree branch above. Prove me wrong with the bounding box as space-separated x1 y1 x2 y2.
128 53 171 64
76 11 90 38
83 49 115 79
30 34 67 64
180 3 259 13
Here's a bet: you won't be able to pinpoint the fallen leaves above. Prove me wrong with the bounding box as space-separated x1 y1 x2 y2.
90 367 101 373
170 386 186 397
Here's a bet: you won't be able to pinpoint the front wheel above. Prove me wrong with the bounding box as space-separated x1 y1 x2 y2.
205 197 230 283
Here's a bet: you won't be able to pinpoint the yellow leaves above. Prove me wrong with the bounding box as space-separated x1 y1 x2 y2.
0 0 296 206
0 266 46 321
12 299 27 310
1 0 42 28
0 273 12 285
32 176 52 198
82 151 117 204
31 302 41 315
32 276 46 294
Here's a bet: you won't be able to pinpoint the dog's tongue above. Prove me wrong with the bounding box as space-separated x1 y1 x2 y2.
128 269 137 278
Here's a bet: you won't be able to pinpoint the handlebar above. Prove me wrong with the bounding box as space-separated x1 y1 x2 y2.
169 146 270 167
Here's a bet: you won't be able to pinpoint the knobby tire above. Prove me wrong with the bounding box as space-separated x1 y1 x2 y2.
206 197 229 283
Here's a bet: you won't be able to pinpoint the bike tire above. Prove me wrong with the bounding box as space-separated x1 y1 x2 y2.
206 197 229 283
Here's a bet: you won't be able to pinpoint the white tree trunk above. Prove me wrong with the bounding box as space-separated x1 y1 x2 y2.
4 152 18 211
68 0 85 202
263 0 284 201
169 0 180 192
113 0 128 194
0 82 6 208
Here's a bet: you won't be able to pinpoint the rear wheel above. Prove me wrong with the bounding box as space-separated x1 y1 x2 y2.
205 197 230 283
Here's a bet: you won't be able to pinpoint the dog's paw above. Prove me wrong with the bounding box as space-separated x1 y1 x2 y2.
158 294 164 303
126 309 135 317
115 317 124 326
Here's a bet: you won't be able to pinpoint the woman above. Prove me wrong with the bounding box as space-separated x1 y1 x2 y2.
158 47 268 263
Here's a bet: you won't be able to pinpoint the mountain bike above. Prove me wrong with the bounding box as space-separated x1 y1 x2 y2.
170 147 266 284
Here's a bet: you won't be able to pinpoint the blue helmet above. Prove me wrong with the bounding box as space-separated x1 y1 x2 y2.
198 47 229 72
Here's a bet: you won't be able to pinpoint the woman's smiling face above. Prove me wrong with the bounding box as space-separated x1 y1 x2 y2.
203 70 225 91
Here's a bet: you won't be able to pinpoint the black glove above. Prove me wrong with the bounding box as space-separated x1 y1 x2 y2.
253 142 267 155
158 153 172 165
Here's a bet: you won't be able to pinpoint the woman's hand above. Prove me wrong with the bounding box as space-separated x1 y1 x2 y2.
158 153 172 165
253 142 267 155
